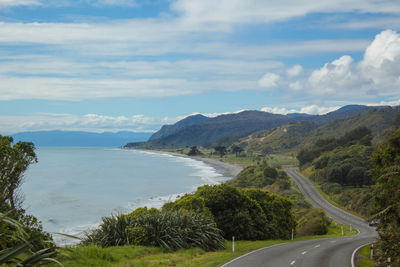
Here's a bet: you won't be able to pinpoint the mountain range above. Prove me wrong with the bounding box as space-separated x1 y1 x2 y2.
125 105 398 150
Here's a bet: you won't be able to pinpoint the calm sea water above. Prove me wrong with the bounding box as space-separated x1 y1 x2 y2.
21 147 228 244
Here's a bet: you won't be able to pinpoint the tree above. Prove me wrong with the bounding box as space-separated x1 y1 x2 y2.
187 146 201 156
214 146 227 158
0 135 37 208
231 145 243 157
370 127 400 266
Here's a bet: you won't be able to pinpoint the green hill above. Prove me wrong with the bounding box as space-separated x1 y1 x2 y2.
125 105 385 149
234 106 400 156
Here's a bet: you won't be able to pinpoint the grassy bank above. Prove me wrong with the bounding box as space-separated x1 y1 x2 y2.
58 223 357 267
356 244 376 267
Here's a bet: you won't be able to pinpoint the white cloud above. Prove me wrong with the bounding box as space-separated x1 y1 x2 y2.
299 105 339 115
0 113 179 134
287 64 303 77
258 73 280 89
260 30 400 100
308 55 362 94
89 0 137 7
172 0 400 26
261 106 298 114
0 0 41 7
360 29 400 86
261 104 340 115
331 17 400 30
0 76 194 100
289 81 303 91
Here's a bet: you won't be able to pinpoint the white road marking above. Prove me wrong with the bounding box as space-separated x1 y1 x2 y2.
314 244 320 248
290 260 296 265
330 240 337 243
302 251 307 255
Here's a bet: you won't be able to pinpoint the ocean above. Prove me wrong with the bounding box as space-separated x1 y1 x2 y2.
20 147 229 244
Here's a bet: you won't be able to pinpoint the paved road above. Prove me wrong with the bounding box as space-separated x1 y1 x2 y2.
223 168 377 267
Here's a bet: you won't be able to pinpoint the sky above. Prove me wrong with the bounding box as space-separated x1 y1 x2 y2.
1 0 400 134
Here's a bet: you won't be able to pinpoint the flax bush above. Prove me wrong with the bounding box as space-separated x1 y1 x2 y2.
83 209 224 251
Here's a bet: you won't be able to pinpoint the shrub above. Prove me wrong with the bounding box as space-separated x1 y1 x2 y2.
84 210 224 251
163 184 297 241
321 183 343 194
297 209 330 236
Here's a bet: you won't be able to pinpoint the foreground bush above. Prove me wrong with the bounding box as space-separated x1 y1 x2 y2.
83 209 224 251
0 212 61 266
163 184 296 240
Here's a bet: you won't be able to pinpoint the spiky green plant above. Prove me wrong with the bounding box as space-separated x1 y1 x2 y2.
0 212 64 266
84 210 224 251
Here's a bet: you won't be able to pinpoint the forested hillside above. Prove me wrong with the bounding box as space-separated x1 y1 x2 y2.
232 106 400 156
369 125 400 266
125 105 387 149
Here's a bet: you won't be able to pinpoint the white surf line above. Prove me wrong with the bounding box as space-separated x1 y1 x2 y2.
301 251 308 255
290 260 296 265
314 244 320 248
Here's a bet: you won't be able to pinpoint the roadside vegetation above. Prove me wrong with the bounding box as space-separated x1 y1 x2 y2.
61 156 353 266
296 126 376 218
369 125 400 266
356 244 375 267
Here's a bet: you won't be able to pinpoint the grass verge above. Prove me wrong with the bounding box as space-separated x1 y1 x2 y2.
356 244 376 267
57 223 357 267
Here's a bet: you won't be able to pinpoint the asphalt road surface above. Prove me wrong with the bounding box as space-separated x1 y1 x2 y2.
222 168 377 267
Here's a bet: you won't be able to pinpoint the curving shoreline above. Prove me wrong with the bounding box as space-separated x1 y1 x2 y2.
127 148 243 180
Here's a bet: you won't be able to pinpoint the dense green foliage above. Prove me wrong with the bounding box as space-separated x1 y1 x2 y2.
370 127 400 266
214 145 227 157
228 161 330 236
0 135 54 255
163 184 296 240
310 144 373 186
187 146 202 156
228 160 290 189
232 106 400 156
297 126 372 167
0 213 62 266
296 209 330 236
298 128 376 217
0 135 37 208
83 208 224 251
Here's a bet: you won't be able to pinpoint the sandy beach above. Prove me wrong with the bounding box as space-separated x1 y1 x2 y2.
130 149 243 180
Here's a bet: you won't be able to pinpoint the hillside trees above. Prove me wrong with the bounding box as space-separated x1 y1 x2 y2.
214 146 227 158
370 127 400 266
297 126 372 167
187 146 201 156
231 145 244 157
